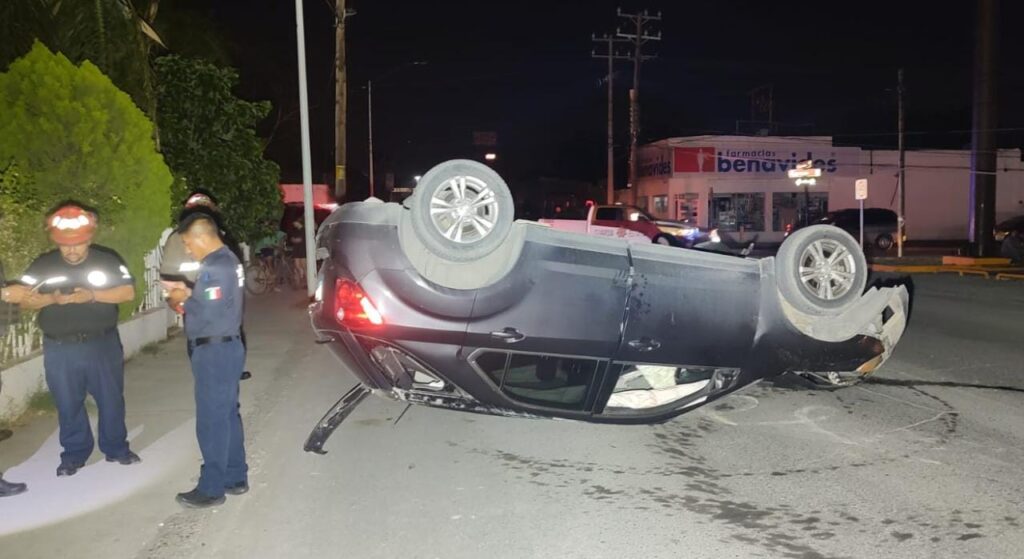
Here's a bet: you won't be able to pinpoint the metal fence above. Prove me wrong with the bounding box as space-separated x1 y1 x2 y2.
1 238 169 369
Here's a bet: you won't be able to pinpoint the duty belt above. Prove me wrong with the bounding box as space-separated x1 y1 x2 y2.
188 335 240 348
44 328 116 344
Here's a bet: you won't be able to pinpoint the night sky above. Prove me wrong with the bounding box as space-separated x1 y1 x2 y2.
207 0 1023 198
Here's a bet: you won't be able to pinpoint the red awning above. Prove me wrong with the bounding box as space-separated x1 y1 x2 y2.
279 183 335 206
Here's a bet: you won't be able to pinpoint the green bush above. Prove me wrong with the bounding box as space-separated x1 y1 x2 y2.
0 42 173 316
155 55 281 242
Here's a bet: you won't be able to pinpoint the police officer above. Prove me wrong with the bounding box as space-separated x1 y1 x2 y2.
17 203 140 476
165 213 248 508
1 257 29 496
159 192 251 380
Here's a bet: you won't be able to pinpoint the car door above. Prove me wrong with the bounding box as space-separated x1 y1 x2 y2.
592 206 625 229
460 228 632 417
578 244 763 421
616 243 763 367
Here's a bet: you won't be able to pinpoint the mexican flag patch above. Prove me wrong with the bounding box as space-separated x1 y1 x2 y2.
204 286 223 300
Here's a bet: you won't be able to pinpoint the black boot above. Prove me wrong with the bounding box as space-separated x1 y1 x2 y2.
0 475 27 497
176 487 226 508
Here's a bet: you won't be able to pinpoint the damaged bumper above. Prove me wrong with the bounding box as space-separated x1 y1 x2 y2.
780 285 910 383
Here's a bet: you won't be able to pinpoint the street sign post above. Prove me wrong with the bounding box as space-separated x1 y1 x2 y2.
855 179 868 249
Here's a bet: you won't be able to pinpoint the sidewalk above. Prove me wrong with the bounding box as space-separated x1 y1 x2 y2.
0 290 316 550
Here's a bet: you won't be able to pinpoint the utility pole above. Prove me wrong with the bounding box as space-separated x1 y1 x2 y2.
295 0 316 295
334 0 354 200
969 0 999 257
592 34 629 204
617 8 661 205
897 68 906 258
367 79 375 198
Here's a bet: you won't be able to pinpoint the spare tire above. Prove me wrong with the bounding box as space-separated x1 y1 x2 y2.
408 160 514 262
776 225 867 316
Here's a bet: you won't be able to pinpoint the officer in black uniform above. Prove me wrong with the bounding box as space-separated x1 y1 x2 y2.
1 258 29 496
159 192 251 380
17 203 141 476
165 213 248 508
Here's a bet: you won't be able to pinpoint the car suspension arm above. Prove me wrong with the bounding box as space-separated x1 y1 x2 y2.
303 383 371 455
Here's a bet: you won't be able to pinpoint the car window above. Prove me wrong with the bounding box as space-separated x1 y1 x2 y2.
601 364 718 413
595 207 622 221
474 351 600 410
474 351 509 386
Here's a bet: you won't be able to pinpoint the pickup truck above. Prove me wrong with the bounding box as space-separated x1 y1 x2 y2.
539 204 712 247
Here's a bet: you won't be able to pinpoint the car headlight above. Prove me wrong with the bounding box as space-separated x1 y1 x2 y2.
709 229 721 243
658 225 698 237
994 231 1008 241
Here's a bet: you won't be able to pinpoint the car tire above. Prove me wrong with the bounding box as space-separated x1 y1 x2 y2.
875 233 894 251
653 234 674 246
407 159 514 262
776 225 867 316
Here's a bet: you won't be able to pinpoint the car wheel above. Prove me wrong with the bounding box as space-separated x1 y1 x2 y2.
776 225 867 315
875 233 894 251
408 159 514 262
653 234 674 246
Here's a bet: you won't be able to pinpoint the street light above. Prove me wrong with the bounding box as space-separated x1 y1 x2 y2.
368 61 426 199
484 153 497 161
788 160 822 227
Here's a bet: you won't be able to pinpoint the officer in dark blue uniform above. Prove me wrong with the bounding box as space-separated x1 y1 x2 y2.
165 213 248 508
17 203 140 476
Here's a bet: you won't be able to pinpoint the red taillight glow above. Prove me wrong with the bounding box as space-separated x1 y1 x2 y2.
334 279 384 328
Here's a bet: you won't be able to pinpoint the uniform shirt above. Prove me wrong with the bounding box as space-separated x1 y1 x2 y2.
21 245 133 337
183 246 244 339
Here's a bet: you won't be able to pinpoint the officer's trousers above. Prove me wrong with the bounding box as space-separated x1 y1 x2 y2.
42 331 129 464
189 340 247 497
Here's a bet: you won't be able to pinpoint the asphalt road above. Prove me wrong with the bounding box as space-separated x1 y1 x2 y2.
2 274 1023 559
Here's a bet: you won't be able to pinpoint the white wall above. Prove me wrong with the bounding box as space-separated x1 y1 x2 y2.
0 307 173 422
829 150 1024 240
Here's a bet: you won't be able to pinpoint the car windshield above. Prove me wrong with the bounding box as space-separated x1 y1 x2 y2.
630 208 656 222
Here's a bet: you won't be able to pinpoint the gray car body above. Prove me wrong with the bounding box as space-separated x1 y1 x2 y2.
306 199 909 443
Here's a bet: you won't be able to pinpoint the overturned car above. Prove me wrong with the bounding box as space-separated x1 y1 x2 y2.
304 160 910 453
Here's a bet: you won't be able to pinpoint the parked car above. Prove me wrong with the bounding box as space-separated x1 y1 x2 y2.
994 215 1024 242
304 160 910 454
541 204 713 248
787 208 900 251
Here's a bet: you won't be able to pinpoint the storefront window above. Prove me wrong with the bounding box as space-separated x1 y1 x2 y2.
772 192 829 232
711 193 765 232
674 193 700 223
652 195 669 217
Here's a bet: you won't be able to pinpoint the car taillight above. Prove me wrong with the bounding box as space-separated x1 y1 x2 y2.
334 279 384 328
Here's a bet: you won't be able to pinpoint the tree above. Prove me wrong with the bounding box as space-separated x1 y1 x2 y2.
0 42 173 313
0 0 165 118
155 55 281 242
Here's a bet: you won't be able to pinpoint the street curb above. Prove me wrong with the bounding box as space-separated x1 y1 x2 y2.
871 263 1024 278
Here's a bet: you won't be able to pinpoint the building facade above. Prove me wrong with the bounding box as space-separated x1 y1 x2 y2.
626 135 1024 243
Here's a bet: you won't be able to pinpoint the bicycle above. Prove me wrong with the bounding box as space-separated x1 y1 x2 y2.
246 246 293 294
